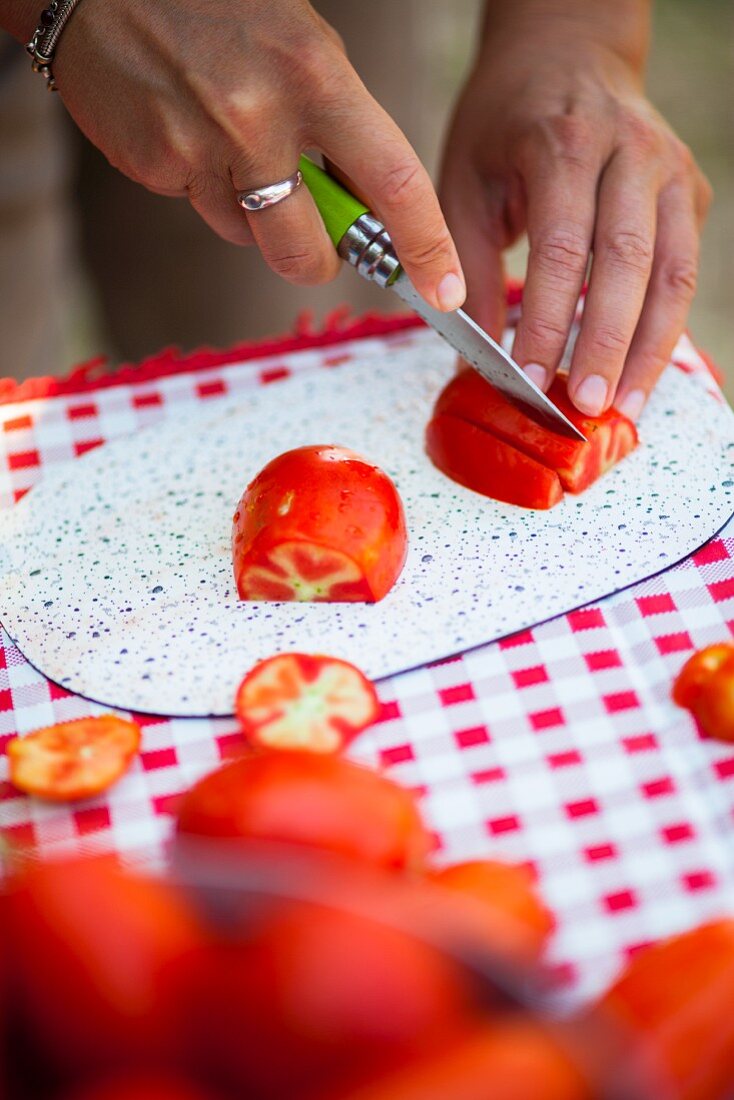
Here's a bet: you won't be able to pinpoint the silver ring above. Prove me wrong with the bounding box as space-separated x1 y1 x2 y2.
237 169 303 212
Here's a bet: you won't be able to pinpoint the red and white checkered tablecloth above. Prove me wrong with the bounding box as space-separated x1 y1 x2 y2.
1 300 733 1006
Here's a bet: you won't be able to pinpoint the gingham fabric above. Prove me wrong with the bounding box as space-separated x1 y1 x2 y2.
1 310 732 1006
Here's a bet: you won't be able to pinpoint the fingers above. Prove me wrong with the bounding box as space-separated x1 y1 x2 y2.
566 147 660 415
439 154 507 340
614 177 702 420
510 119 605 392
189 148 341 286
313 75 466 312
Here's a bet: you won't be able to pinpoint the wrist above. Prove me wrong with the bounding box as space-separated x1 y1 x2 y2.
480 0 650 76
2 0 41 43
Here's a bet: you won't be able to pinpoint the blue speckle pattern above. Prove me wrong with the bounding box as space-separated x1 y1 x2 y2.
0 332 732 717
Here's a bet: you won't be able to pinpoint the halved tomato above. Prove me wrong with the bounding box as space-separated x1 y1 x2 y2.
176 751 432 871
429 370 637 503
7 715 141 801
232 445 407 603
235 653 379 753
425 413 564 509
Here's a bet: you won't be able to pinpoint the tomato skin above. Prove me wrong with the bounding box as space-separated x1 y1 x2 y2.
672 644 734 742
232 445 408 602
61 1076 220 1100
235 653 379 753
5 856 206 1084
597 920 734 1100
430 370 637 500
181 898 474 1098
427 860 554 966
176 751 432 871
323 1019 592 1100
426 413 564 509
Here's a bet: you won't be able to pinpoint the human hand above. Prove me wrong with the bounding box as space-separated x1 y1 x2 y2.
439 6 711 420
50 0 465 310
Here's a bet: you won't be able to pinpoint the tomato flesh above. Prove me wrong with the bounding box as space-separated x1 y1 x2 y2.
426 413 564 509
232 445 407 603
428 369 637 506
176 751 432 871
235 652 379 753
7 716 141 801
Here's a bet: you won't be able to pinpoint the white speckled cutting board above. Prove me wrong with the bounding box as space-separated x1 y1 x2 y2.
1 330 733 716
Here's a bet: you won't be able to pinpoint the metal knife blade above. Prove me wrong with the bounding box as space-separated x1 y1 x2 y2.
391 271 586 441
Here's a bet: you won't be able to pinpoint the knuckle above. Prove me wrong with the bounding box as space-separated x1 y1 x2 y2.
668 137 695 176
661 256 698 300
521 114 596 172
620 111 663 158
602 228 654 274
589 323 629 356
521 313 569 348
375 156 425 211
532 228 589 279
266 246 335 286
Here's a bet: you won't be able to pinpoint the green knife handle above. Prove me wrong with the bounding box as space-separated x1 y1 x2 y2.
299 155 368 249
299 155 401 287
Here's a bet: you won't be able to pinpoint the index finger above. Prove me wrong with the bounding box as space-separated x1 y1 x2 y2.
311 76 466 313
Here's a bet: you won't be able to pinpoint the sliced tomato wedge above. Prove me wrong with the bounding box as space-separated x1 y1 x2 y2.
233 445 408 603
7 716 141 801
426 413 564 509
235 653 379 752
434 369 638 495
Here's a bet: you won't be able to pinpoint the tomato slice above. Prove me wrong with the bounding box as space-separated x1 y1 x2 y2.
235 653 379 752
435 369 638 495
232 446 408 604
426 413 564 509
7 716 141 801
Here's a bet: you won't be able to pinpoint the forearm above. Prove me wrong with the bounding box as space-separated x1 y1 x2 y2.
2 0 40 42
481 0 651 73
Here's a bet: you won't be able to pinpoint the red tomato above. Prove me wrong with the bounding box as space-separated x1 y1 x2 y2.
597 920 734 1100
5 856 206 1083
61 1076 220 1100
673 643 734 741
232 445 407 602
176 751 432 871
7 716 141 801
324 1019 593 1100
427 860 554 965
425 413 564 509
428 369 637 506
235 653 379 752
182 898 475 1098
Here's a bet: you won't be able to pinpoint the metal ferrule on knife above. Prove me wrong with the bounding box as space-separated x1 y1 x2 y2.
337 213 400 288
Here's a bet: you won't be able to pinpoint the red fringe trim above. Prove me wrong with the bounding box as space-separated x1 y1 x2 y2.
0 283 527 407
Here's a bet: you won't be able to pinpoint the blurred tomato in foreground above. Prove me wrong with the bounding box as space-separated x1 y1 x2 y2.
176 751 432 870
322 1018 593 1100
180 895 478 1098
673 643 734 742
5 856 206 1085
427 860 554 966
61 1075 221 1100
597 919 734 1100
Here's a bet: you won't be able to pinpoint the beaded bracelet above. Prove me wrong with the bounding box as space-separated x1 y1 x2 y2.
26 0 83 91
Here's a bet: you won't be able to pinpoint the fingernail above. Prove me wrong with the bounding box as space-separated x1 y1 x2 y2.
436 272 466 312
616 388 646 421
573 374 609 416
524 362 547 391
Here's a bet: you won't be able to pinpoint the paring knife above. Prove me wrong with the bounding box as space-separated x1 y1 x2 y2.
299 155 585 442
